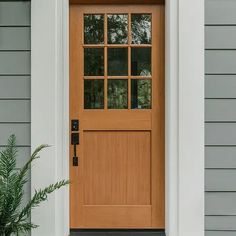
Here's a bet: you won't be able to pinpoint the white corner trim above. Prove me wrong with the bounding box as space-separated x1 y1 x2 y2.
177 0 205 235
166 0 204 236
31 0 204 236
31 0 69 236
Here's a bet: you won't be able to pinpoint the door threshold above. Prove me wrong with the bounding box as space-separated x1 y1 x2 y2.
70 229 166 236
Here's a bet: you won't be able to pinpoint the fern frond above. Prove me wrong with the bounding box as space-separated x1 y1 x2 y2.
0 136 69 236
18 144 50 183
11 144 50 214
0 135 17 179
5 221 37 236
18 180 69 222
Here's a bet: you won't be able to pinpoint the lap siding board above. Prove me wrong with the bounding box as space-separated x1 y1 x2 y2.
205 0 236 235
0 3 31 236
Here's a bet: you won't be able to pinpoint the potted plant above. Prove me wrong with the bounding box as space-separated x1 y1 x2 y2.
0 135 69 236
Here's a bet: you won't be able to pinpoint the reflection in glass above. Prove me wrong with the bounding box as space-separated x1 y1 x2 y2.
84 14 104 44
131 48 151 76
108 80 128 109
132 14 151 44
108 14 128 44
108 48 128 76
84 48 104 76
84 80 104 109
131 80 151 109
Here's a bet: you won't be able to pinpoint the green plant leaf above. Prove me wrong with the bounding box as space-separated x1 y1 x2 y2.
0 135 69 236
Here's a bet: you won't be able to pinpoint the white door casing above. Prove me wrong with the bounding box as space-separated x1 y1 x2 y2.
31 0 204 236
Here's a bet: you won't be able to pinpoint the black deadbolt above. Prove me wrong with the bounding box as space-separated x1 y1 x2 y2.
71 120 79 131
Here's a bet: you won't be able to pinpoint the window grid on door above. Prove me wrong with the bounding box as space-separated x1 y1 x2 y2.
83 13 152 110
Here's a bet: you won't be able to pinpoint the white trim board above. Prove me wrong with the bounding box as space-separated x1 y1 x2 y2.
31 0 204 236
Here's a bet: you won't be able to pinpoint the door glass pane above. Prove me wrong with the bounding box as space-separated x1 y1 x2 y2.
84 14 104 44
131 79 151 109
131 14 151 44
108 14 128 44
84 48 104 76
84 79 104 109
108 48 128 76
131 48 151 76
108 80 128 109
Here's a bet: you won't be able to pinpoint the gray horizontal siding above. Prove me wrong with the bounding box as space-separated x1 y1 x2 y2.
0 27 30 50
205 123 236 145
0 76 30 99
0 123 30 146
206 169 236 191
206 192 236 215
206 0 236 25
206 26 236 49
0 2 30 26
205 1 236 233
206 146 236 168
0 52 30 75
0 100 30 122
205 75 236 98
0 2 31 235
206 50 236 74
206 216 236 230
206 232 236 236
205 99 236 122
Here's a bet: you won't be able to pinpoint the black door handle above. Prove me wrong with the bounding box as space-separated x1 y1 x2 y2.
71 133 79 166
71 120 80 166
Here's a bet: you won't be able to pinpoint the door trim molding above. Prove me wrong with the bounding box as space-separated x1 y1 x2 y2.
31 0 204 236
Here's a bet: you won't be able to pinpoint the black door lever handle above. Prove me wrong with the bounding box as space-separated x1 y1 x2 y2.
71 133 79 145
71 133 79 166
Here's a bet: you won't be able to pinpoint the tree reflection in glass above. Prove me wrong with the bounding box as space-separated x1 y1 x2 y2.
84 79 104 109
131 79 151 109
84 48 104 76
108 48 128 76
84 14 104 44
108 14 128 44
132 14 151 44
131 48 151 76
108 80 128 109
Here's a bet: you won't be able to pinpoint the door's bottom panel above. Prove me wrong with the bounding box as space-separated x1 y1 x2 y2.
70 229 166 236
80 205 151 228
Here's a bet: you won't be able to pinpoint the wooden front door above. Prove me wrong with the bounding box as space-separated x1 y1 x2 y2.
70 4 165 229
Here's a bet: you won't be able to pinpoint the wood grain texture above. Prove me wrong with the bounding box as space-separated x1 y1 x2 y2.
70 230 165 236
83 206 152 228
84 131 151 205
70 4 165 229
70 0 164 5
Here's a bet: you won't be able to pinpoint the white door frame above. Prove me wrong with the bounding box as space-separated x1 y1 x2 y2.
31 0 204 236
